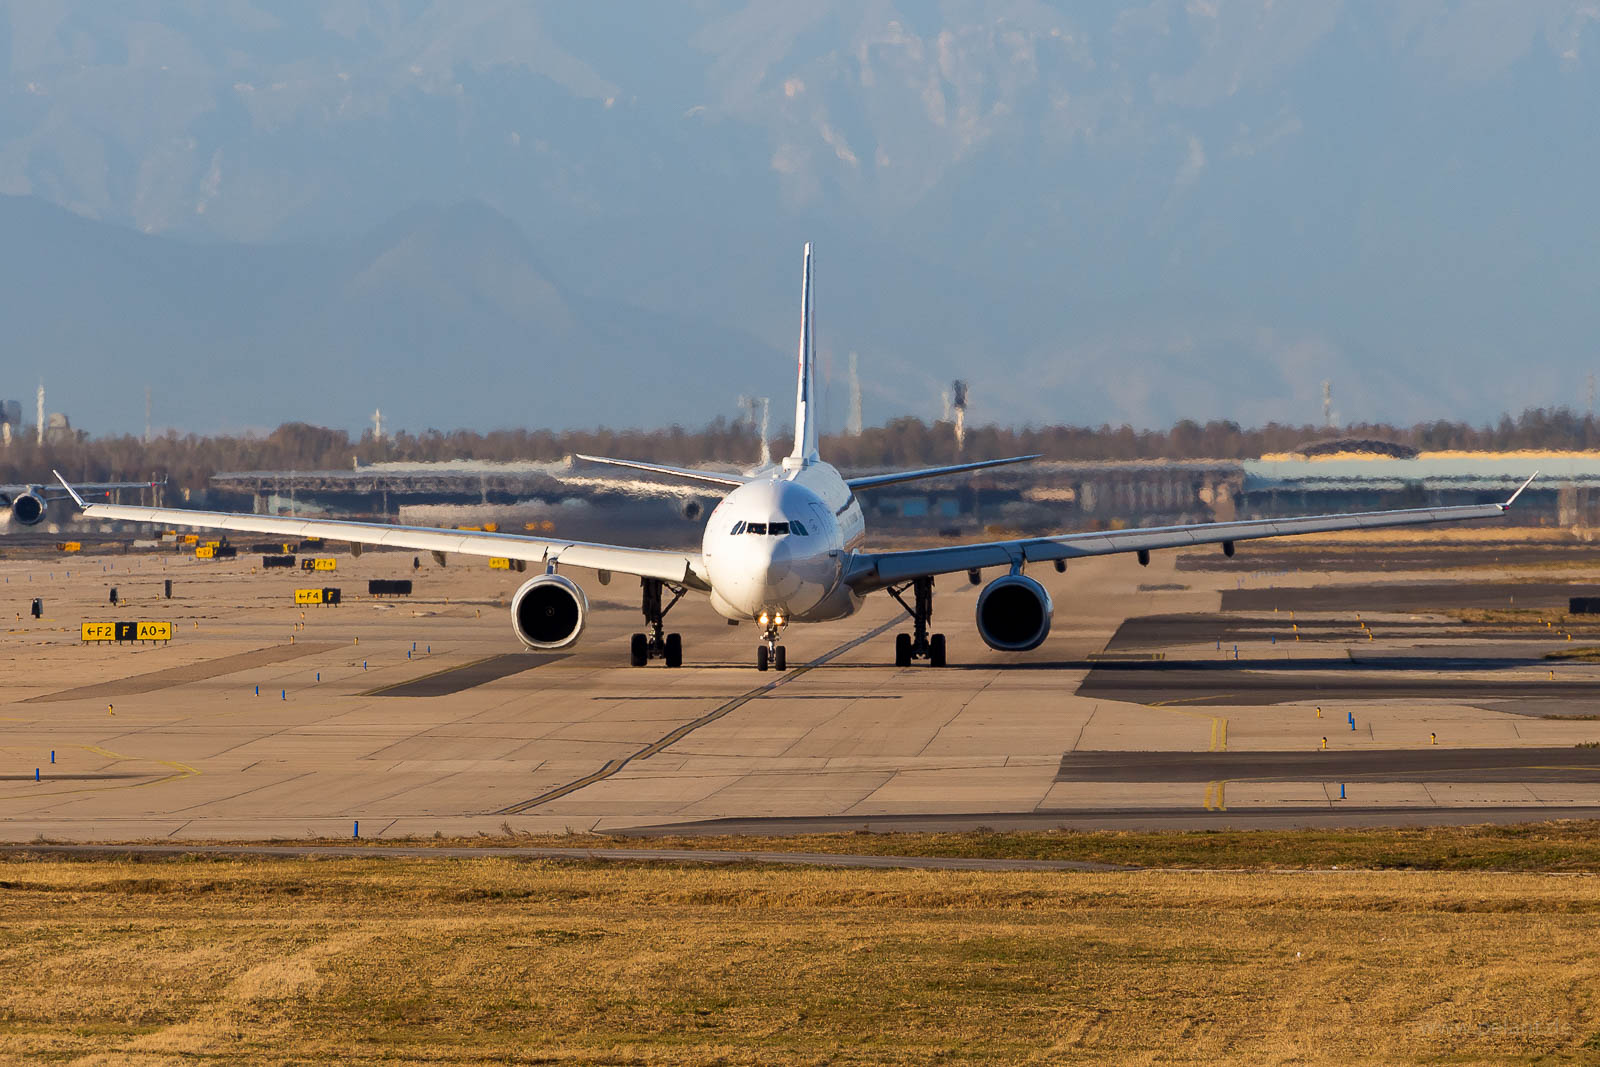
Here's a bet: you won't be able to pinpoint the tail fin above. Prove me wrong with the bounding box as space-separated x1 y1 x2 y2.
788 241 818 464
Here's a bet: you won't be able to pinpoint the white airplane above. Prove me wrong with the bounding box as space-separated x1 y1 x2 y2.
3 478 163 527
59 245 1535 671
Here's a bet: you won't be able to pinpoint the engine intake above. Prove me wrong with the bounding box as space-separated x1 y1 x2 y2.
510 573 588 650
975 574 1053 652
11 491 46 526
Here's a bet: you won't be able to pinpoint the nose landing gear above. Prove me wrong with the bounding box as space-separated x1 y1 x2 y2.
756 613 787 671
630 578 686 667
887 576 946 667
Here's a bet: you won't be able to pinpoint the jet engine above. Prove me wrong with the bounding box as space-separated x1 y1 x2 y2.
510 573 588 650
974 574 1053 652
9 491 46 526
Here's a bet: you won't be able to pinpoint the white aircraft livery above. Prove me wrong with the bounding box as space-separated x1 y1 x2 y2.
3 478 162 528
59 245 1535 671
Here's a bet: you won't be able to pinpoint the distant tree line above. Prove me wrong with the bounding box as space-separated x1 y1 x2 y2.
5 407 1600 497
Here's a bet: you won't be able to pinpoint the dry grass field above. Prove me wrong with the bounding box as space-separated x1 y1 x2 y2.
2 853 1597 1065
178 820 1600 871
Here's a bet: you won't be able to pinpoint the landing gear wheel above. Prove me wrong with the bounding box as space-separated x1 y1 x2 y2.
894 632 912 667
774 645 787 671
638 578 687 667
888 576 938 666
757 645 770 672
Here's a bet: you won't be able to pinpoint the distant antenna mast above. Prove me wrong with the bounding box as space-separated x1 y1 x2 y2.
36 381 44 446
1321 380 1334 429
1588 373 1595 422
847 352 862 437
952 379 968 456
144 386 152 445
738 395 772 466
758 396 771 467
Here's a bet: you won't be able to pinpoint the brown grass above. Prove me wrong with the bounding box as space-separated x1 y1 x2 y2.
0 856 1597 1064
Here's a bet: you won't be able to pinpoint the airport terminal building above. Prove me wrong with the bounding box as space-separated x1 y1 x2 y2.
200 446 1592 539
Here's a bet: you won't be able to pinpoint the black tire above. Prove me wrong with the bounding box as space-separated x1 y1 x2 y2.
894 632 912 667
774 645 787 671
929 633 946 668
664 632 683 668
630 633 648 667
757 645 769 671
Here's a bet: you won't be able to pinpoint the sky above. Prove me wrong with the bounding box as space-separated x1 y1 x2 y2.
0 1 1597 436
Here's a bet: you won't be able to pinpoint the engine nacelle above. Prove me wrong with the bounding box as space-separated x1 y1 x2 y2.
11 491 46 525
974 574 1053 652
510 573 588 650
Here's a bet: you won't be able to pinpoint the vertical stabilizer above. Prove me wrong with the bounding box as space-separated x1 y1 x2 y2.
788 242 819 464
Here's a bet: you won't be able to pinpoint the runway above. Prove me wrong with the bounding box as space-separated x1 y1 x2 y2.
2 542 1600 840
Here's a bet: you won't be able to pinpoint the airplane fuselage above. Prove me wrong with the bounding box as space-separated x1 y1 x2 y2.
702 458 867 625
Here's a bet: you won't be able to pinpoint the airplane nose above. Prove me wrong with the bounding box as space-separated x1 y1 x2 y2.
761 538 802 600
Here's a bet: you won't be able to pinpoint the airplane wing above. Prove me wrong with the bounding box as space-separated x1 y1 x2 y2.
573 454 751 489
846 473 1537 592
845 454 1042 491
56 473 709 589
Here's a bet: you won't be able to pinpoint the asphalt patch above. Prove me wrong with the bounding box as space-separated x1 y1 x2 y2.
1221 582 1600 614
1106 614 1585 652
1075 658 1595 707
1179 543 1600 572
1056 747 1600 783
33 643 340 703
366 653 569 697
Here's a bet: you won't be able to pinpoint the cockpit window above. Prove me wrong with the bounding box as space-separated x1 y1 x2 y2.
746 522 767 535
769 521 790 535
731 521 745 535
790 520 808 536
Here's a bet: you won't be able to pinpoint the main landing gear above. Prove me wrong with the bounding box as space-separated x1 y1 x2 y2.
887 576 946 667
756 611 787 672
630 578 685 667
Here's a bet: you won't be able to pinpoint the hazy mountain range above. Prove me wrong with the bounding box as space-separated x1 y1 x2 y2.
1 2 1597 436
